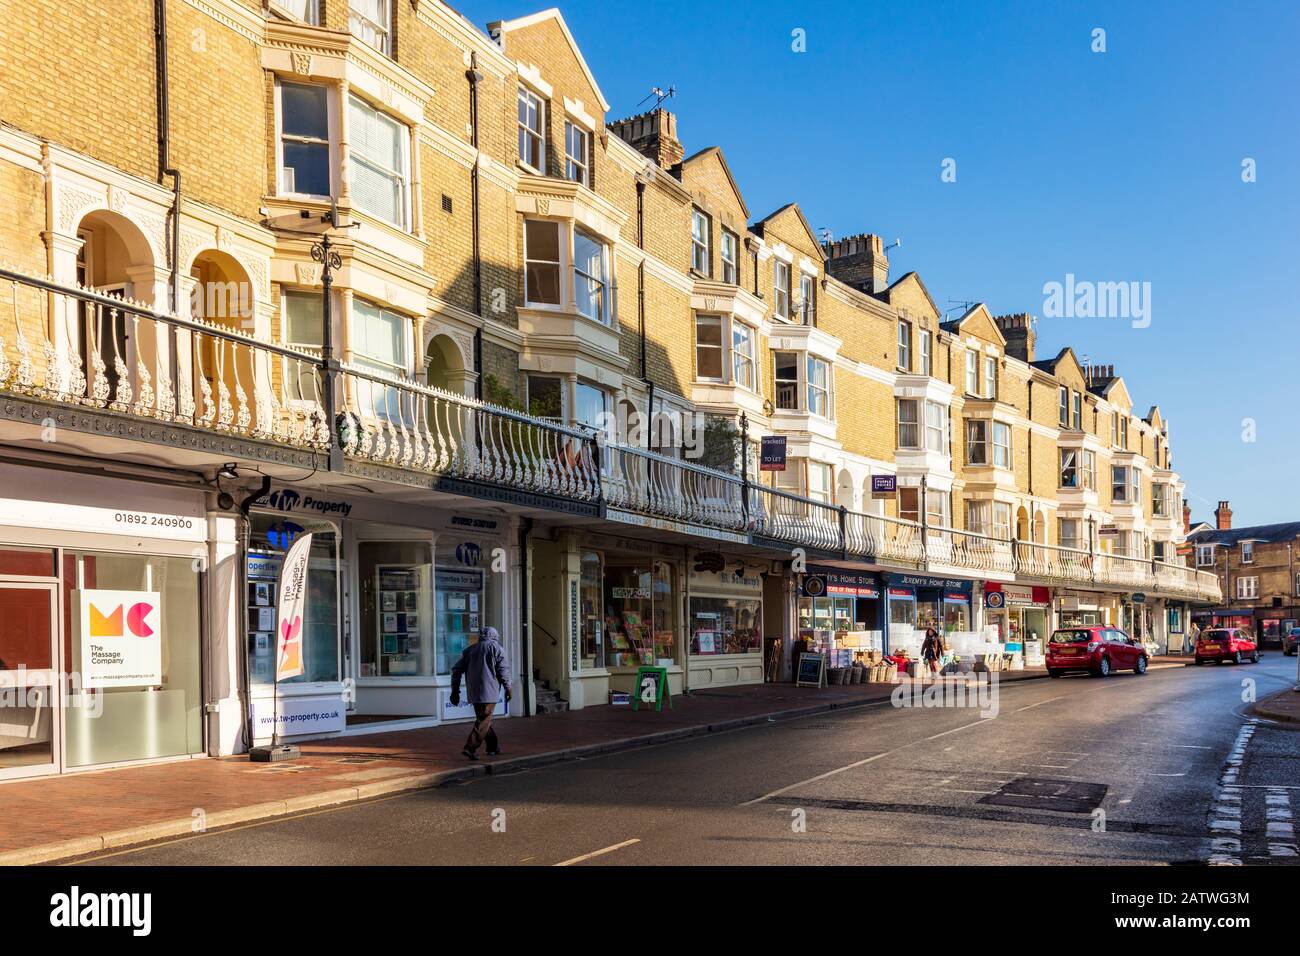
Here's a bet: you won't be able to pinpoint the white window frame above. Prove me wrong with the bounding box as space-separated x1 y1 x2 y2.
523 219 564 308
517 86 546 173
924 400 947 454
799 273 816 326
1196 544 1215 568
348 93 410 231
1241 540 1254 564
1059 518 1081 551
919 329 931 376
897 398 920 449
573 227 611 325
992 420 1011 469
694 314 724 382
807 461 833 504
984 355 998 399
1058 386 1068 427
965 349 978 395
992 501 1012 541
1072 391 1082 430
732 321 757 392
1236 576 1259 600
807 355 831 418
564 121 589 186
898 320 912 371
966 499 990 535
773 260 791 319
349 0 391 55
721 229 739 284
274 0 320 25
691 209 711 275
1112 464 1131 504
774 350 799 411
966 419 988 465
276 79 335 199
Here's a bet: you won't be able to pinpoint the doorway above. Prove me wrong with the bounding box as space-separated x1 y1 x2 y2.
0 581 60 780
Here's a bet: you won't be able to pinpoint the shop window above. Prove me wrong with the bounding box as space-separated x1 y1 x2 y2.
580 551 604 669
62 551 204 767
690 596 761 655
603 563 677 668
358 541 432 677
435 540 498 675
524 220 562 305
0 546 56 577
247 514 341 686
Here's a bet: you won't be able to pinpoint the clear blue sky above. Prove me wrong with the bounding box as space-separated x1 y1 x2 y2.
461 0 1300 527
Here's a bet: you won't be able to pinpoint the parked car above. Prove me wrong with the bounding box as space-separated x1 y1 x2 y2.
1194 627 1259 665
1284 627 1300 657
1046 626 1149 678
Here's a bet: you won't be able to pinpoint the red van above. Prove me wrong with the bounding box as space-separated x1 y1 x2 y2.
1046 625 1149 678
1195 627 1259 665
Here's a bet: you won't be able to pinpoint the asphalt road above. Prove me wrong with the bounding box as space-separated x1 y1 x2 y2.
82 655 1300 866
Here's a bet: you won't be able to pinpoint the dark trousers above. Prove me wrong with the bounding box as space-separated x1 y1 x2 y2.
464 702 498 754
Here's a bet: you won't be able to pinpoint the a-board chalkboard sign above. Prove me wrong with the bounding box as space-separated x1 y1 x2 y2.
795 652 826 688
631 665 672 711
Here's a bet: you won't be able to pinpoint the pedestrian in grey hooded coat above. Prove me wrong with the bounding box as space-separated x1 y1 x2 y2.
451 626 511 759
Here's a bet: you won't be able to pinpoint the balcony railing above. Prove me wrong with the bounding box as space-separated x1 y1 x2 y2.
0 269 1222 604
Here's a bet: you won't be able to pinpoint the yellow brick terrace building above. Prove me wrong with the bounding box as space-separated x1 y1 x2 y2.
0 1 1217 776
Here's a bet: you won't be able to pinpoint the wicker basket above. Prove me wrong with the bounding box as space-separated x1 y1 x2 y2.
826 667 843 686
850 664 864 684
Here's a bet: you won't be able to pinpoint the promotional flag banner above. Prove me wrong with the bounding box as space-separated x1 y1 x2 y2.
275 532 313 682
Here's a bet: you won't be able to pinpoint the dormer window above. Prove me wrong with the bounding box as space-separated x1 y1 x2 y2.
1241 540 1254 564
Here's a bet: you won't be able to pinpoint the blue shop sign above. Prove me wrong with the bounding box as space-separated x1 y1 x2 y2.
807 565 882 599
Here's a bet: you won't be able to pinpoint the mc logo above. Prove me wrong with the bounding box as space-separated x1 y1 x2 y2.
88 600 157 638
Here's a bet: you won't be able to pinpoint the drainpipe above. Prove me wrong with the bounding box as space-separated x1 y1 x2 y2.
154 0 182 312
467 52 484 398
519 516 533 716
636 178 653 446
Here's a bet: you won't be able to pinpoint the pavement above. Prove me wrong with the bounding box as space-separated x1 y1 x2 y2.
0 658 1193 866
71 654 1291 867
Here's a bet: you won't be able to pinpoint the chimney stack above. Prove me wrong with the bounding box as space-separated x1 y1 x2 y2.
607 108 684 169
1214 500 1232 531
1183 498 1191 534
993 313 1036 363
823 233 889 294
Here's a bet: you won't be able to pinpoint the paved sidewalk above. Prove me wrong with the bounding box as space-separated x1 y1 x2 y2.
0 661 1186 866
1253 685 1300 724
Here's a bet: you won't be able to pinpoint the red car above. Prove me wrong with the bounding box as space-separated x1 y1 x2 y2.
1195 627 1259 665
1046 625 1149 678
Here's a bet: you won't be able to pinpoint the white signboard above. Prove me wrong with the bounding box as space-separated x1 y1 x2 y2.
78 589 163 688
252 694 346 738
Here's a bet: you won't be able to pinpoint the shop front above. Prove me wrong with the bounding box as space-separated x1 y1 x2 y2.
246 487 515 743
796 565 884 666
1192 607 1256 635
1055 590 1115 629
886 573 974 645
687 558 764 689
0 462 208 779
983 583 1052 662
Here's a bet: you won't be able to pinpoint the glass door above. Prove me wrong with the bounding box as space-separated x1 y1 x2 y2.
0 582 59 779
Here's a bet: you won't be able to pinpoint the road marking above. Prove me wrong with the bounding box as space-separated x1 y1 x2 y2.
1015 696 1065 712
741 717 990 806
1143 772 1187 777
554 838 640 867
1206 720 1257 865
1171 744 1213 750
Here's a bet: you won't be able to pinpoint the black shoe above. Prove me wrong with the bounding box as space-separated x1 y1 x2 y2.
461 747 478 760
486 749 502 757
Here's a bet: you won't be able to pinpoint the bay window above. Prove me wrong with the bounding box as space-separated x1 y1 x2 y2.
966 420 989 465
807 356 830 417
526 375 563 421
897 399 920 448
565 121 589 186
1112 464 1139 504
283 290 323 403
993 502 1012 540
807 461 832 504
349 0 391 54
695 315 723 380
349 94 409 229
517 86 545 171
1060 448 1079 488
774 260 791 319
992 421 1011 468
524 220 562 305
1059 518 1081 550
925 400 947 453
574 382 610 432
774 352 798 410
899 487 920 523
1196 544 1215 567
352 299 406 377
732 322 756 391
278 81 331 197
926 489 950 530
691 209 710 275
573 228 611 324
967 500 990 535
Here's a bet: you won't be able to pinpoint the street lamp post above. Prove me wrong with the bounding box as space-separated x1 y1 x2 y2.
311 231 342 467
